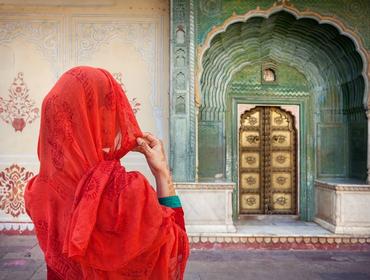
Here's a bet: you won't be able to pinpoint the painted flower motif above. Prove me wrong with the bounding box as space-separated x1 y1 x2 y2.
0 72 39 132
0 164 34 218
12 118 26 132
112 72 141 114
130 97 141 114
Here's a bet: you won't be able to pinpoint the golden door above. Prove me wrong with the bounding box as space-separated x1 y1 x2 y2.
239 106 297 214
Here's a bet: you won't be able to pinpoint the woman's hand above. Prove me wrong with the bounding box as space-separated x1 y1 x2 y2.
133 132 168 177
133 132 175 197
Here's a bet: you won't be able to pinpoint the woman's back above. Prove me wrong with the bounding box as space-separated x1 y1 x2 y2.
25 66 189 279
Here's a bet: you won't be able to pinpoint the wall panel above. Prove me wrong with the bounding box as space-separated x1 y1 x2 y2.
0 0 169 232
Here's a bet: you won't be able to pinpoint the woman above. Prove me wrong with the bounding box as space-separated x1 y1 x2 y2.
24 66 190 279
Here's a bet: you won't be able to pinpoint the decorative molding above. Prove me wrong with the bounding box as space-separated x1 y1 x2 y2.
189 0 196 181
75 20 155 65
195 1 369 109
188 234 370 247
72 15 165 138
175 182 235 190
315 180 370 191
0 72 40 131
0 17 62 77
0 222 34 232
229 86 310 98
170 0 196 181
229 84 309 95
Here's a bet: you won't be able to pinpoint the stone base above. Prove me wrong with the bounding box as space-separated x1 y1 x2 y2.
314 217 370 235
189 234 370 250
186 224 237 233
175 182 236 233
314 179 370 235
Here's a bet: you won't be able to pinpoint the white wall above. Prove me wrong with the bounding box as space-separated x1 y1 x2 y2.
0 0 169 231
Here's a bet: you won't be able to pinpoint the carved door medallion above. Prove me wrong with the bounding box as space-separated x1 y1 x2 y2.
239 106 297 214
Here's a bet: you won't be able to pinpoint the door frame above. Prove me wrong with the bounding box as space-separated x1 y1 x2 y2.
226 91 314 221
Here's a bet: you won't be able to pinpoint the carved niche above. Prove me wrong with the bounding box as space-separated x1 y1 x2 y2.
175 48 186 67
176 25 185 44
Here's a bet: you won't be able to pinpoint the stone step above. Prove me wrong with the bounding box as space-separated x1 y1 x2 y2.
189 234 370 250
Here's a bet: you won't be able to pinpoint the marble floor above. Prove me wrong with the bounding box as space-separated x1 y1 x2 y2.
189 216 333 236
234 216 332 236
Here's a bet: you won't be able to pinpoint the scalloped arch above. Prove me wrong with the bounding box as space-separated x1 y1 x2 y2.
196 5 369 114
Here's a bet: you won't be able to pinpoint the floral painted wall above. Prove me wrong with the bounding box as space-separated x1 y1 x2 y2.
0 0 169 232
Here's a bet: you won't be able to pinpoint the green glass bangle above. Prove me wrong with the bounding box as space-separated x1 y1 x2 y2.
158 195 182 208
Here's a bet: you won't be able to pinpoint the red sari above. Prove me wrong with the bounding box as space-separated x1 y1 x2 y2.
25 66 190 279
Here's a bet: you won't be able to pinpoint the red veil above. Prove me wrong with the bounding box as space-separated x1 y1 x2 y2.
24 66 189 279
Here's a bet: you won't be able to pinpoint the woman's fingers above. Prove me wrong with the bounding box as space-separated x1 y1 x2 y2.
136 137 152 156
133 133 159 156
132 145 144 153
142 132 161 148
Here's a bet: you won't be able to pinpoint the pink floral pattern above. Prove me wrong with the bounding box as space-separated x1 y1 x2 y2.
0 164 34 218
130 97 141 114
0 72 39 131
113 72 141 114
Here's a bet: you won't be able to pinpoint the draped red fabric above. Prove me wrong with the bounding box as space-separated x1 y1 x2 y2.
24 66 190 279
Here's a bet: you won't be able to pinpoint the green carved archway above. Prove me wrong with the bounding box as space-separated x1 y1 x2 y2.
198 10 367 220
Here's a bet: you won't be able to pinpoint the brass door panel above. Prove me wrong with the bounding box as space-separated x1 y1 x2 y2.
239 106 297 214
241 194 260 210
240 173 260 189
271 152 291 168
240 152 260 168
271 173 291 189
271 193 292 210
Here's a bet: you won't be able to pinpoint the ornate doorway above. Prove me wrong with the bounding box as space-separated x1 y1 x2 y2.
239 106 297 214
